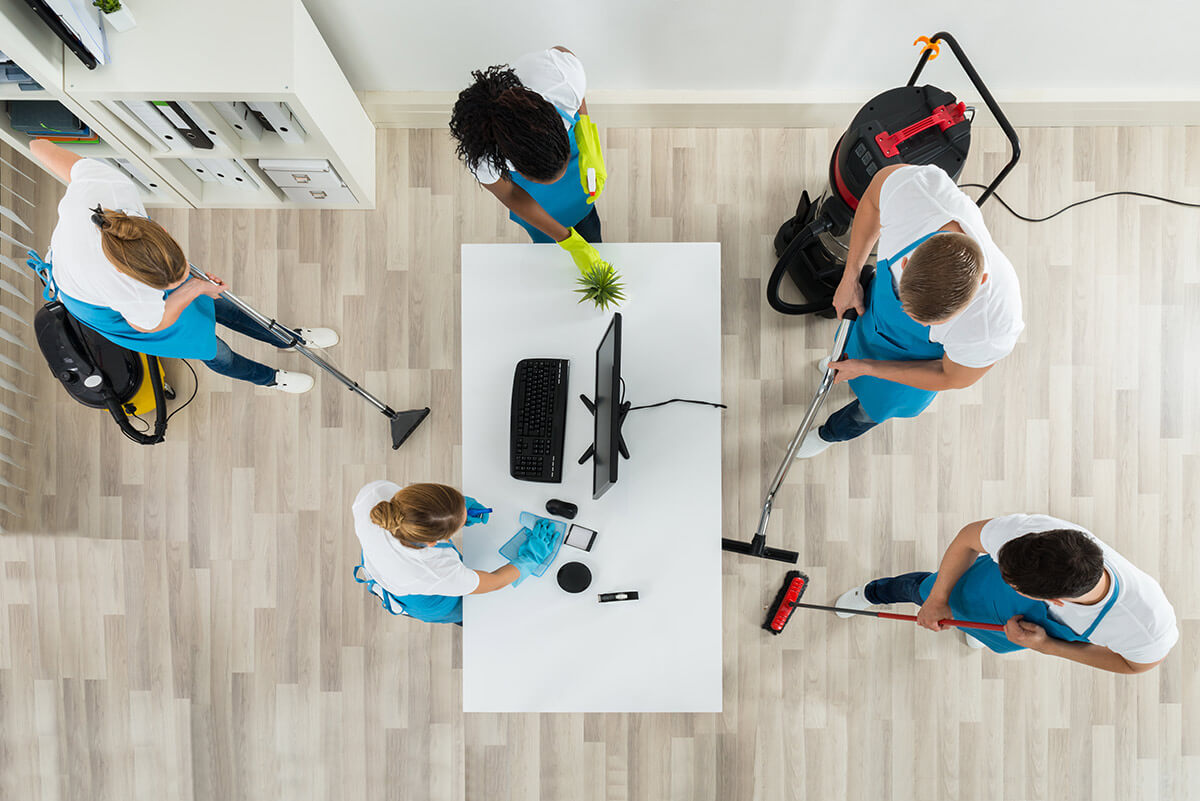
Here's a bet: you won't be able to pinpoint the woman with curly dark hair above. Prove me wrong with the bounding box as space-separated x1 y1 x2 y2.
450 46 615 282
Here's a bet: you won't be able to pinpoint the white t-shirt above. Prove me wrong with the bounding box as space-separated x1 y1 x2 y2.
470 48 586 186
981 514 1178 664
878 165 1024 368
351 481 480 598
48 159 167 330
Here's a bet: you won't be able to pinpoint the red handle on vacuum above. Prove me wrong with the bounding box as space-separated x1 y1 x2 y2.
877 611 1005 632
874 102 967 157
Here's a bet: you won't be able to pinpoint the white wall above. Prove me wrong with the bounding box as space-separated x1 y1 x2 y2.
303 0 1200 100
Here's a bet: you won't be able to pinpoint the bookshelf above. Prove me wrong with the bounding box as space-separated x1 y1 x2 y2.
0 0 187 205
1 0 375 210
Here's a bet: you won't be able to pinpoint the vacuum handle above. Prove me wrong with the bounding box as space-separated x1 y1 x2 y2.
877 611 1006 632
907 31 1021 207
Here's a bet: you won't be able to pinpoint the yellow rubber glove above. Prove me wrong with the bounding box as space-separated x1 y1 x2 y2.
558 227 603 273
575 115 606 204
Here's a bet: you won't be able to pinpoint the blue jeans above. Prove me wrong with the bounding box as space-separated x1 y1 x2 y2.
200 297 292 386
524 206 603 244
819 400 879 443
865 571 933 605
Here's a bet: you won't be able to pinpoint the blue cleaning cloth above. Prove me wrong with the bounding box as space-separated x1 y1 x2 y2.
463 495 490 526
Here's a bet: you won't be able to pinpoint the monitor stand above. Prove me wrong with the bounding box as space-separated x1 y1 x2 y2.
577 394 632 465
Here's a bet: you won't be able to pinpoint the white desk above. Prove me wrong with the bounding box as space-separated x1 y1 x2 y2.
461 243 723 713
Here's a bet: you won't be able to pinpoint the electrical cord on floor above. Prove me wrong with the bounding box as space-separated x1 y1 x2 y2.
619 377 726 413
958 183 1200 223
165 360 199 423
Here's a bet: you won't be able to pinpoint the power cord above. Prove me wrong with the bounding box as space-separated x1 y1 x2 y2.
958 183 1200 223
619 377 726 413
166 360 199 423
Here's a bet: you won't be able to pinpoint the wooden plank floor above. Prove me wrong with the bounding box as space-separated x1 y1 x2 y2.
1 125 1198 801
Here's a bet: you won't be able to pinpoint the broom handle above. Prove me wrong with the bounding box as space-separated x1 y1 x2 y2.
876 611 1005 632
793 601 1006 632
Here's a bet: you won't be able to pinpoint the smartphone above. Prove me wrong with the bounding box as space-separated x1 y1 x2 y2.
565 524 597 552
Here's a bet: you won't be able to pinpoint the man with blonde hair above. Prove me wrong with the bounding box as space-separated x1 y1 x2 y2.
796 163 1023 457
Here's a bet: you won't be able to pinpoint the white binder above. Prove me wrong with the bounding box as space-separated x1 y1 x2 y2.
246 101 306 144
181 158 217 183
211 101 264 141
122 100 190 152
114 158 159 194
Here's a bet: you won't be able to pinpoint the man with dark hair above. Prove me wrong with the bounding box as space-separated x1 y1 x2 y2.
796 163 1023 457
835 515 1178 674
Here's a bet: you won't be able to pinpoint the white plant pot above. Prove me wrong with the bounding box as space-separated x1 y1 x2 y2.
102 6 136 33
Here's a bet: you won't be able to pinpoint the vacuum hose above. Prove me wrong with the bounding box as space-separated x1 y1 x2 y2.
765 216 834 315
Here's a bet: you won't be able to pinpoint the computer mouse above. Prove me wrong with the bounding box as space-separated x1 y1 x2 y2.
545 498 578 519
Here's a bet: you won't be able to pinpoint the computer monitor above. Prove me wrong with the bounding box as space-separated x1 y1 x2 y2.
577 313 631 500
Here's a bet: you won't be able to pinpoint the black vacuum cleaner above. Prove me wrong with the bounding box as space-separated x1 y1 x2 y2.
765 31 1021 318
724 32 1022 563
28 252 173 445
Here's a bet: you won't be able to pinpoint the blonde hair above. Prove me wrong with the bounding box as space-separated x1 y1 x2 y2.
898 232 985 324
369 482 466 549
91 206 187 289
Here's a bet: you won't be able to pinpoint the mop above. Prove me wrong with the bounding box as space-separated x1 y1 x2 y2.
763 571 1004 634
189 266 429 450
722 310 857 563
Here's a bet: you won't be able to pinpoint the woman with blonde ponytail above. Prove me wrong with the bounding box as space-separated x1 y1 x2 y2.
351 480 537 624
30 140 337 393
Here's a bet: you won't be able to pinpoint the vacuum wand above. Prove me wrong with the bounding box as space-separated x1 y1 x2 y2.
188 266 430 449
723 310 858 563
793 600 1006 632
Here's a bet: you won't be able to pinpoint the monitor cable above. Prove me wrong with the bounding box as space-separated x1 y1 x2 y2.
619 378 726 413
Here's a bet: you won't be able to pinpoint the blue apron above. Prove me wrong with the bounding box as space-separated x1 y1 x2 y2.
844 232 945 422
28 250 217 360
507 107 592 243
352 541 465 624
919 556 1121 653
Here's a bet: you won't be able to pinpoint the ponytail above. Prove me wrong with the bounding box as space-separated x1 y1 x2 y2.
449 65 571 182
369 482 466 549
91 205 187 289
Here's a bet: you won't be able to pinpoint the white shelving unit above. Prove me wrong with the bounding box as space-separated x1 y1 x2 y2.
0 0 186 205
0 0 374 210
63 0 375 210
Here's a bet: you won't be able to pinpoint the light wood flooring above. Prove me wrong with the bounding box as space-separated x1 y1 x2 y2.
1 125 1198 801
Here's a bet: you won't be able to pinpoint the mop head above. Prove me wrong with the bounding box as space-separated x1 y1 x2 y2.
763 570 809 634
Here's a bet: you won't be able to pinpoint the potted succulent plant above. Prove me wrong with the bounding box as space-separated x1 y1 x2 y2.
93 0 136 33
575 261 626 311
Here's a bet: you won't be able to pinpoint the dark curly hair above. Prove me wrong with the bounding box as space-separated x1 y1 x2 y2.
997 528 1105 600
449 65 571 183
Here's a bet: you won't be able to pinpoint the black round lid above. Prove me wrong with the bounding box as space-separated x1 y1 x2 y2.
556 561 592 593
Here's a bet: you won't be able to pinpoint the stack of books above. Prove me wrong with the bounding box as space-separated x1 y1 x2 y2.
7 100 101 144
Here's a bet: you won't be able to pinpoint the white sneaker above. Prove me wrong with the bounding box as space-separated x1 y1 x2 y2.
269 370 314 394
964 632 987 650
835 584 875 618
294 327 338 349
793 428 833 459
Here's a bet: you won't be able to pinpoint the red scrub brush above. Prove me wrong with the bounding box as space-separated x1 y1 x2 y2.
764 571 809 634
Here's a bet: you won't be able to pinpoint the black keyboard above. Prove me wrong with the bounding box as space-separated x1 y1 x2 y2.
510 358 569 482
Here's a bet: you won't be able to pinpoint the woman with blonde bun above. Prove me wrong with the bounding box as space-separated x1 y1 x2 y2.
351 481 539 624
30 140 336 393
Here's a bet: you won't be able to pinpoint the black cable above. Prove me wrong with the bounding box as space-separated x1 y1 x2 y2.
165 360 199 423
627 398 727 412
619 378 726 413
958 183 1200 223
